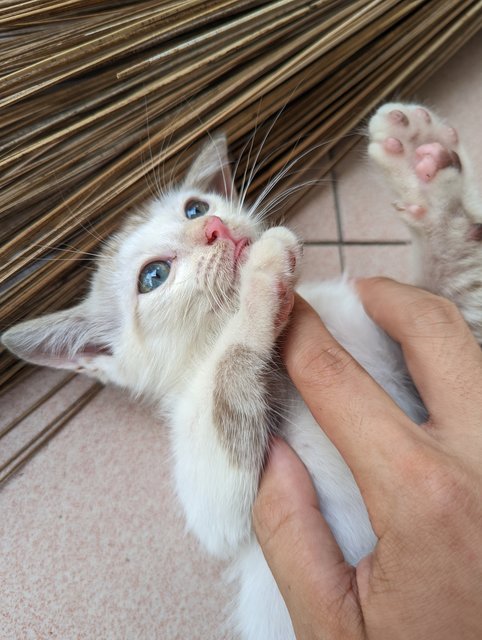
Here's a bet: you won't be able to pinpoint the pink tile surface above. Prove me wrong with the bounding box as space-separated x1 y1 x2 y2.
0 382 233 639
0 373 95 470
288 181 338 242
299 245 341 283
0 368 66 426
343 244 412 282
335 144 411 242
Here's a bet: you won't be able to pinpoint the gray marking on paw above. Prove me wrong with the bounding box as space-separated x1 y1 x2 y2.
213 345 269 471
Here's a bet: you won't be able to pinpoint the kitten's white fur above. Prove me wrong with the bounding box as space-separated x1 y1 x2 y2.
3 104 482 639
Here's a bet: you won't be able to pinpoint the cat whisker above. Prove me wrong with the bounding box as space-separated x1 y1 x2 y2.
36 258 99 262
143 98 166 201
167 132 190 194
245 133 358 222
253 179 328 223
247 143 324 218
48 169 114 248
237 84 303 214
205 130 231 203
266 405 300 432
29 243 107 261
236 102 264 214
205 277 230 323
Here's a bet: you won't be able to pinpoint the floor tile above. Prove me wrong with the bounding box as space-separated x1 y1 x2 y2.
335 149 411 242
0 368 66 428
299 245 341 283
0 379 233 639
343 244 412 282
287 179 339 242
0 373 95 470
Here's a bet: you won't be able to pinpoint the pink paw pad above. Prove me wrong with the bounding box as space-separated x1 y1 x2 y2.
392 202 426 219
388 109 409 126
415 142 461 182
383 137 403 154
415 107 431 123
407 204 426 219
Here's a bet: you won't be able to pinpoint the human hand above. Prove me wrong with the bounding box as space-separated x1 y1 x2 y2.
253 278 482 639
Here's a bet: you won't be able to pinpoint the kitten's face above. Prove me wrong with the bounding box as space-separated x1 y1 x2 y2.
102 186 261 396
117 188 256 319
2 135 263 398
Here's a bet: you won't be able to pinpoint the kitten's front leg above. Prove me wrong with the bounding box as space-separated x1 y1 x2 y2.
170 228 301 557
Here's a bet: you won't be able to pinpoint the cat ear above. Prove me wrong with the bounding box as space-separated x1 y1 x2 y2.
183 133 236 200
1 304 116 381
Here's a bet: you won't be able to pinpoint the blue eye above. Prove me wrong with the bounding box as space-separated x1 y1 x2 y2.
138 261 171 293
185 199 209 220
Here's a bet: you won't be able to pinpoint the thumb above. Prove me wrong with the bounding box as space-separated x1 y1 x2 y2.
253 438 364 640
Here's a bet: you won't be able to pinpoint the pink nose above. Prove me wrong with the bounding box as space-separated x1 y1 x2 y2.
204 216 236 244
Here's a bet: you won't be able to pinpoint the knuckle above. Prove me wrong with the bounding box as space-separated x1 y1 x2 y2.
401 294 463 337
423 465 471 519
295 341 358 391
396 447 471 520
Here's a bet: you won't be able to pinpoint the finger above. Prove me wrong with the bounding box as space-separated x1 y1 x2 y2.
282 294 422 502
253 438 364 640
357 278 482 432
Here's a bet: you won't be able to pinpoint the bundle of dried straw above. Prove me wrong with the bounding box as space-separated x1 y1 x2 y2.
0 0 481 399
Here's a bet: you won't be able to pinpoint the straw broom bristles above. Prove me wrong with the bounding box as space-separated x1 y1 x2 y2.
0 0 481 401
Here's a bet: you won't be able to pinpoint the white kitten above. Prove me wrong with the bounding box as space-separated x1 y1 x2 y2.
3 104 482 639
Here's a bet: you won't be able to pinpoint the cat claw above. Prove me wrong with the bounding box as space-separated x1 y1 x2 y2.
392 201 427 220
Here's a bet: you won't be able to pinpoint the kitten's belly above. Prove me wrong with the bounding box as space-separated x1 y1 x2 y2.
281 278 425 562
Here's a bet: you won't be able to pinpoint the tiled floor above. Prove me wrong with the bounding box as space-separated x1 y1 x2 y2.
1 32 481 640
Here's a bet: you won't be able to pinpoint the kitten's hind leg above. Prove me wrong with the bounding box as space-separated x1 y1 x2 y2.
368 103 482 342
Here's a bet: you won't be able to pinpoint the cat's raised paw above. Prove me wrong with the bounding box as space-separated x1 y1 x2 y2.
368 103 465 224
238 227 301 346
369 103 462 182
246 227 301 279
